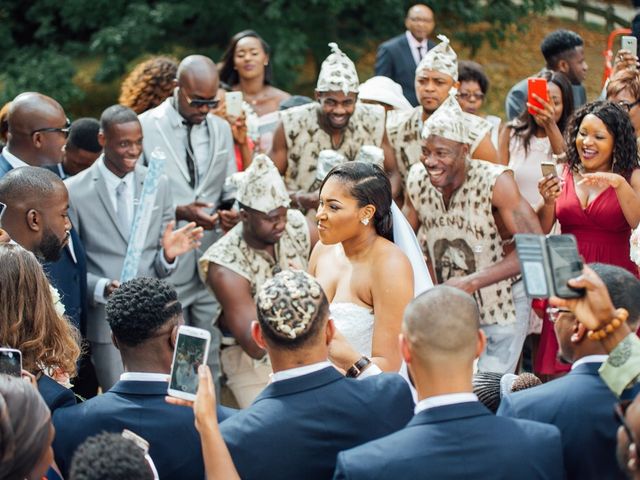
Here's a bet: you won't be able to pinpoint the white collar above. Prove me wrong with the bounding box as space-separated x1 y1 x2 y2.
2 149 28 169
120 372 170 382
270 361 333 383
98 155 135 190
571 355 608 371
405 31 428 48
414 392 478 415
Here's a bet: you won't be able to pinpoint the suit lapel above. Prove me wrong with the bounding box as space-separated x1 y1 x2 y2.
152 106 192 184
400 34 418 68
92 164 129 242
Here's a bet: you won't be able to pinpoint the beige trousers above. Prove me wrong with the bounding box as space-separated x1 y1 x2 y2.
221 345 272 408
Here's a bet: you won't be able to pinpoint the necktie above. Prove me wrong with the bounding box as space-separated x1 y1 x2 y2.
184 122 197 188
417 46 424 61
116 181 130 238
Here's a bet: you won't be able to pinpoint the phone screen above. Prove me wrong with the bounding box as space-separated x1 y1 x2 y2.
547 235 585 299
169 333 208 396
0 349 22 377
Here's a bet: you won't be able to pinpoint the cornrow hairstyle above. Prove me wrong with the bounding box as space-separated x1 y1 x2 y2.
472 372 503 413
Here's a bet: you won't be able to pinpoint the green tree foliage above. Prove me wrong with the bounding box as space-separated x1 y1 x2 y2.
0 0 557 106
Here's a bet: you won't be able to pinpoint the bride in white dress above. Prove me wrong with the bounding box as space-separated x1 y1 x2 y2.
308 162 415 372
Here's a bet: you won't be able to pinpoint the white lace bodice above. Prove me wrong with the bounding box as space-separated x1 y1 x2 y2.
329 302 374 357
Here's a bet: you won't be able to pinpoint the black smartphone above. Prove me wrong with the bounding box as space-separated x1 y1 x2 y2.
515 234 584 299
0 348 22 377
217 198 235 211
546 235 585 299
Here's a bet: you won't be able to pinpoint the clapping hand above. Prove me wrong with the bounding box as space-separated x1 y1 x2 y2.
162 220 204 263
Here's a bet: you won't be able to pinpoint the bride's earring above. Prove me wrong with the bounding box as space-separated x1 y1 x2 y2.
361 217 369 226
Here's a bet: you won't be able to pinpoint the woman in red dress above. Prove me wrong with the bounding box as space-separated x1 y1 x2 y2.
536 100 640 376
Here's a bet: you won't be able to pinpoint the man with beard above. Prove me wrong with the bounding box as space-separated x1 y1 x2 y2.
403 95 541 374
270 43 401 210
0 166 71 262
199 154 317 407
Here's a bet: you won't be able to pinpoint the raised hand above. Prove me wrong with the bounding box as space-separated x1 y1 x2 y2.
527 92 556 130
578 172 624 190
162 220 204 263
166 365 218 432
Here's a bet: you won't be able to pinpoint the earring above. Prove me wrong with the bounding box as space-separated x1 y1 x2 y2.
361 218 369 226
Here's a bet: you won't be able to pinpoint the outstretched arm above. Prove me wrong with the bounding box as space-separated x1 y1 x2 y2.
381 131 402 202
269 122 288 176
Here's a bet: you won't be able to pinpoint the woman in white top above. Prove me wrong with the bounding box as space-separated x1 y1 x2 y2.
309 162 414 372
498 70 574 206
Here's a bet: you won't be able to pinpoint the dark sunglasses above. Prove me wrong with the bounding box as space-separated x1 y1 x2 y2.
617 99 640 112
181 89 219 109
31 118 71 138
614 400 637 445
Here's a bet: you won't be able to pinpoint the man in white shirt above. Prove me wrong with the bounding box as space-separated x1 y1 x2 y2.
334 285 563 480
219 270 414 480
498 263 640 480
52 277 234 480
66 105 203 390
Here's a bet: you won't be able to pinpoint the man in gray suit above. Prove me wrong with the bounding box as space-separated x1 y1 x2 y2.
66 105 203 390
139 55 238 387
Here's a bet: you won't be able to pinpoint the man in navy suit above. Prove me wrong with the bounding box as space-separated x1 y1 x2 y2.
219 270 414 480
334 285 563 480
375 4 436 106
52 277 234 479
498 263 640 480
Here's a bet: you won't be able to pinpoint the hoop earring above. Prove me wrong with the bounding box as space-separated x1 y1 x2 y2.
361 218 369 226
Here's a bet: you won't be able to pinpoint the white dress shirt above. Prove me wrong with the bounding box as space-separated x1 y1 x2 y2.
414 392 479 415
2 149 28 169
406 31 429 66
270 360 383 383
166 100 211 184
571 354 608 371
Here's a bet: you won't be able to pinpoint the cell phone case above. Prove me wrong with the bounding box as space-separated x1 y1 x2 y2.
527 78 548 115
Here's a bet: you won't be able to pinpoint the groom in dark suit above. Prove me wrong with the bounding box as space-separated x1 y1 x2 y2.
334 285 563 480
375 4 436 106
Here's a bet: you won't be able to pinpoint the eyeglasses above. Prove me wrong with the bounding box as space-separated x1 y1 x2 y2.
31 118 71 138
180 89 219 109
457 92 485 101
614 400 637 445
546 307 573 323
617 99 640 112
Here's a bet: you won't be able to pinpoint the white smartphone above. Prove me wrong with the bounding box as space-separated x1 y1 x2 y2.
622 36 638 58
167 326 211 401
0 348 22 377
225 91 243 117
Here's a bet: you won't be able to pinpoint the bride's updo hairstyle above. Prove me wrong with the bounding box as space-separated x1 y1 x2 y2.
256 270 329 349
320 161 393 241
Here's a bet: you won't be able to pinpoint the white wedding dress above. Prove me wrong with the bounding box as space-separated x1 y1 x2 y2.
329 302 375 357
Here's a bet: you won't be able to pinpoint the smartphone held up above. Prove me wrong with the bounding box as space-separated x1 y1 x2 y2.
0 348 22 377
527 78 549 116
167 326 211 401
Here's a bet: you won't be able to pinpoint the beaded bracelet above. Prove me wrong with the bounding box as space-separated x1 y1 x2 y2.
587 308 629 341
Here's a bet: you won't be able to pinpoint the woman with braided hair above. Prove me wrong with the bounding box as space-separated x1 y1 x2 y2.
0 374 55 480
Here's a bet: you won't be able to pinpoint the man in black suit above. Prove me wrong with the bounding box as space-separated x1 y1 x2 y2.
498 263 640 480
375 4 436 106
52 277 234 479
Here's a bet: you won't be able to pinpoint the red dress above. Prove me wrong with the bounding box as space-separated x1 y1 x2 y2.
535 168 638 375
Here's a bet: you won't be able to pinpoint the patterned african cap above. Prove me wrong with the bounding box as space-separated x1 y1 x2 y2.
316 43 359 95
421 94 468 144
416 34 458 81
257 270 325 340
227 154 290 213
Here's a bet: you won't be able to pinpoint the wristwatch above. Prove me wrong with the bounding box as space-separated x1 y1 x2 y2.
345 356 372 378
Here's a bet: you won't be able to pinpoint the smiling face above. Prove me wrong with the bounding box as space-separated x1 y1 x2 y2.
100 121 143 178
316 91 357 131
576 113 614 173
415 70 456 115
316 177 369 245
420 134 469 191
233 36 268 82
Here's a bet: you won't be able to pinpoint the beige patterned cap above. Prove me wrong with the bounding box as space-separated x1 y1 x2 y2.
257 270 326 340
416 34 458 81
227 154 290 213
316 43 359 95
421 94 468 144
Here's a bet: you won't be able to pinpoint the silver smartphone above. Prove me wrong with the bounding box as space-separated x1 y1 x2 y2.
225 91 243 117
0 348 22 377
167 326 211 401
622 36 638 58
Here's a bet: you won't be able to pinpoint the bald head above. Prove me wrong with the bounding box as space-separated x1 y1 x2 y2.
0 166 63 208
403 285 479 364
6 92 68 166
177 55 218 87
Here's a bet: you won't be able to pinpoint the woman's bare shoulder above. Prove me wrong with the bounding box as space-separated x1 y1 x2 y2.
372 238 412 271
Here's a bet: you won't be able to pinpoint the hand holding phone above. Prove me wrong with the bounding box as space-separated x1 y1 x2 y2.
168 326 211 401
527 78 549 116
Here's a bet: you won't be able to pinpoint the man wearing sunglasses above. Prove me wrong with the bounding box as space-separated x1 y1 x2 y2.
139 55 239 390
498 263 640 480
